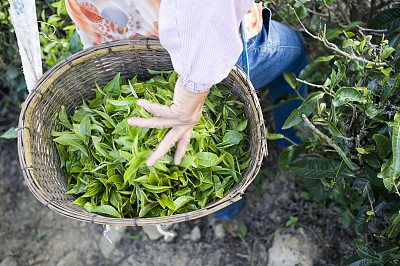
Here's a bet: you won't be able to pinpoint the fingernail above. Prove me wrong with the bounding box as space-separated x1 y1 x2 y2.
136 99 145 107
127 117 136 126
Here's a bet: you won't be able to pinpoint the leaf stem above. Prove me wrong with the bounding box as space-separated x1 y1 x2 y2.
295 78 335 97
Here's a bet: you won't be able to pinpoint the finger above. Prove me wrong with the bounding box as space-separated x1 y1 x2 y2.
174 128 192 165
146 126 189 166
137 99 175 119
127 116 183 129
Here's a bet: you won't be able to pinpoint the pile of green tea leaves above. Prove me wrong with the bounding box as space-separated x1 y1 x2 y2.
52 71 250 218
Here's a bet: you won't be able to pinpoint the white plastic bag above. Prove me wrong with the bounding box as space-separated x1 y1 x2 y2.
8 0 42 92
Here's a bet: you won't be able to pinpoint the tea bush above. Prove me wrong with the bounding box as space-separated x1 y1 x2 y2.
265 0 400 264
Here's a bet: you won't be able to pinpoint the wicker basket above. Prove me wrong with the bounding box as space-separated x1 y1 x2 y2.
18 39 267 226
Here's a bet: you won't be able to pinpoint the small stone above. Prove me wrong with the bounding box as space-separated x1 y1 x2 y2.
99 226 127 259
142 225 163 241
214 223 226 239
190 226 201 242
267 228 319 266
56 251 79 266
0 256 18 266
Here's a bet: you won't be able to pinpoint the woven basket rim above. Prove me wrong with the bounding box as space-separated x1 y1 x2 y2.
18 39 268 226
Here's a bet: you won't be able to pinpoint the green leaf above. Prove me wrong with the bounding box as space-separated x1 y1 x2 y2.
328 122 343 138
103 73 121 97
0 127 18 139
314 55 335 62
279 147 292 172
282 91 324 129
179 155 196 169
363 154 380 169
343 245 398 266
337 146 359 171
333 87 363 106
157 194 175 210
59 106 73 129
238 223 247 237
389 31 400 47
381 84 396 103
365 105 384 119
388 214 400 238
79 115 91 144
218 131 243 147
72 196 91 206
369 8 400 34
83 202 121 218
373 134 391 159
381 67 392 76
92 136 112 160
173 196 194 212
289 157 340 179
112 118 130 135
141 182 170 193
330 61 346 89
381 47 395 60
283 72 297 89
147 69 173 75
94 110 116 128
391 113 400 179
343 39 360 49
53 134 88 157
234 119 248 131
285 216 299 228
197 152 219 167
138 203 156 218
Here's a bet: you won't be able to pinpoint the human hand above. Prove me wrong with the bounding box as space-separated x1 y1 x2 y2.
127 79 210 166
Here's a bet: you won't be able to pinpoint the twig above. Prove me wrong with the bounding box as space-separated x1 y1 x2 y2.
287 4 389 67
363 182 375 214
348 103 357 130
238 233 252 257
302 114 342 155
356 26 388 33
296 78 325 89
295 78 335 97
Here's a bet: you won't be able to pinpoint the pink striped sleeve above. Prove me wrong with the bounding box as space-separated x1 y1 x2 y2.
158 0 254 93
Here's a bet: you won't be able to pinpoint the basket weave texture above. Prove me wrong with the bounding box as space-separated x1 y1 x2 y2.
18 39 267 226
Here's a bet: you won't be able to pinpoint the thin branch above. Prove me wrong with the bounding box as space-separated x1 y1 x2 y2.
287 4 389 67
348 103 357 130
356 26 388 33
296 78 325 89
302 114 342 155
363 182 375 214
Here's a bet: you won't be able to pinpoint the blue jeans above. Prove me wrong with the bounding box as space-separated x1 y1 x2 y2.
214 9 307 221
